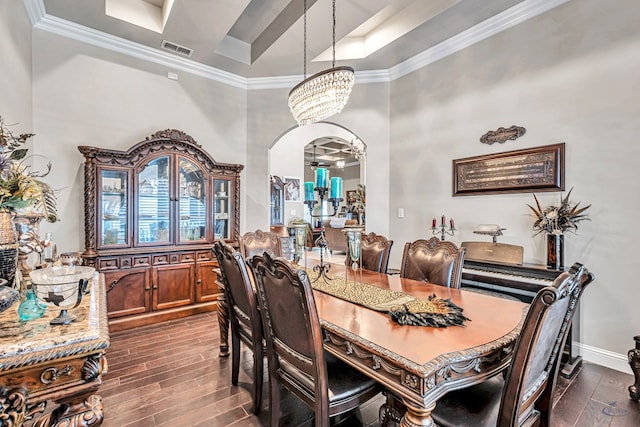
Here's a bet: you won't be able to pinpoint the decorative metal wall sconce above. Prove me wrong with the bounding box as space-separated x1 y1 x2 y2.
480 125 526 145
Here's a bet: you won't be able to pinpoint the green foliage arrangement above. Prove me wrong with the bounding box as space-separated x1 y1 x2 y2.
0 116 58 222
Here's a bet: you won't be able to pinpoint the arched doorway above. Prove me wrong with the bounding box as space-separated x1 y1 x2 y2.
268 122 366 228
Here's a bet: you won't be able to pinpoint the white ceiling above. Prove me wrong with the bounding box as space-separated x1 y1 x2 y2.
34 0 566 79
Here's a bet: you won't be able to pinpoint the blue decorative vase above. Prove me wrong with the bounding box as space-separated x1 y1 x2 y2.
18 288 47 321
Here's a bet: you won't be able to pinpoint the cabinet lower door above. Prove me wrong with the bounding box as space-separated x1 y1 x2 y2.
196 260 219 303
152 264 195 310
104 268 151 318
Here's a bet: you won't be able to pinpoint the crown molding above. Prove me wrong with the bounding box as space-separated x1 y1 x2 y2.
24 0 247 89
23 0 568 90
389 0 571 81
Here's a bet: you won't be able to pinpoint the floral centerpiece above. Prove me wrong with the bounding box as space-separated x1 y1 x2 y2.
0 116 58 222
0 116 58 285
527 187 590 236
527 188 590 269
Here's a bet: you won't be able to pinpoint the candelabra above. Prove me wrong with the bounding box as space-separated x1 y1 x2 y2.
304 172 343 282
432 215 456 241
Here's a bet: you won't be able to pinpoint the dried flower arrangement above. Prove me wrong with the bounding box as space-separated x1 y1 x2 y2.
527 187 590 236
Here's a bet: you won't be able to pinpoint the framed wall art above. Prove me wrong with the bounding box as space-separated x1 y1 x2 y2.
284 176 301 202
453 143 565 196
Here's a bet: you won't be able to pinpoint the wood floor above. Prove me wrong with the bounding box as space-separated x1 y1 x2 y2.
98 312 640 427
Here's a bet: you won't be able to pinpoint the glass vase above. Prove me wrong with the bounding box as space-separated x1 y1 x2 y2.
546 234 564 270
18 287 47 321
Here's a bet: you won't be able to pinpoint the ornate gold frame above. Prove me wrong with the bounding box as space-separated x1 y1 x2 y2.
453 143 564 196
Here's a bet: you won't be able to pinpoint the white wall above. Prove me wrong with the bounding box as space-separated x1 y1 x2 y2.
389 0 640 367
30 30 247 252
0 2 32 139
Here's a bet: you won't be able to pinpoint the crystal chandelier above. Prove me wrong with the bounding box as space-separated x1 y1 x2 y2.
288 0 355 126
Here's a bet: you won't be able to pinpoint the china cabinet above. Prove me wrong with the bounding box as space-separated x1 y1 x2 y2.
79 129 243 331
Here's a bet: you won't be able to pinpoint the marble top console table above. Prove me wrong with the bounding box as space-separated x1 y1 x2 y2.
0 274 110 426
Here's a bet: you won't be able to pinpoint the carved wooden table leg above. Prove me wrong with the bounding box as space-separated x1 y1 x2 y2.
33 394 103 427
629 335 640 401
0 387 28 426
217 291 230 358
400 400 436 427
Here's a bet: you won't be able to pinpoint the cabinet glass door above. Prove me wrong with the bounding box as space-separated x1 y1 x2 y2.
100 169 128 246
178 158 207 243
213 178 231 240
137 156 170 244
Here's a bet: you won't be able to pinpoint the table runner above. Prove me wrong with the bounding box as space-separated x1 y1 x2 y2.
305 269 468 327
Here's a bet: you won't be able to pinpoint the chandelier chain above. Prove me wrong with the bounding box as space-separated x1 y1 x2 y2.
332 0 336 68
303 0 307 78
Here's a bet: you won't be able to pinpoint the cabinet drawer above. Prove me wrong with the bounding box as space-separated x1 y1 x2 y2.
120 256 132 269
2 357 89 394
180 252 196 263
133 256 151 267
197 251 213 261
98 258 119 270
153 254 169 265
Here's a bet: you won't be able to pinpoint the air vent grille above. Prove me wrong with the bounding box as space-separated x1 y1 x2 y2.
161 40 193 57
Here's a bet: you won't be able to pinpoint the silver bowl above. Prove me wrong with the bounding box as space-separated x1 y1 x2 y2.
29 266 95 325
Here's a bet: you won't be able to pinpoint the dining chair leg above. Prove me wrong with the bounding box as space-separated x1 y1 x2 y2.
269 375 281 427
251 347 263 414
230 330 240 386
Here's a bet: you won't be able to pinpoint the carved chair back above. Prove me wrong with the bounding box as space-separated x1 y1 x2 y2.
238 229 282 259
212 241 264 414
399 238 465 288
431 262 595 427
249 252 380 426
496 263 594 426
345 232 394 273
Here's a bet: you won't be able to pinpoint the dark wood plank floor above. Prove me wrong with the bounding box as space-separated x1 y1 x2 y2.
98 312 640 427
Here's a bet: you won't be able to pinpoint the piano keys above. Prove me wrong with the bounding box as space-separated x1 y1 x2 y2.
462 259 560 302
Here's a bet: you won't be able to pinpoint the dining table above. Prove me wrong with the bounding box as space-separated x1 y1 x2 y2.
216 259 528 427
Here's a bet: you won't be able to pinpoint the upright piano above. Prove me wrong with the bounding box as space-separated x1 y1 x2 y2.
461 241 582 379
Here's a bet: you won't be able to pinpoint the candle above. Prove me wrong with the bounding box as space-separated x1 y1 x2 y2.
432 218 437 228
441 215 445 226
450 218 455 229
330 177 342 199
304 181 315 201
316 168 328 188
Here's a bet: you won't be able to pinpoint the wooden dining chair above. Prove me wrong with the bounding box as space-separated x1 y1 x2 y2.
399 237 466 288
345 232 394 273
431 262 595 427
249 252 382 427
212 241 264 414
238 229 282 259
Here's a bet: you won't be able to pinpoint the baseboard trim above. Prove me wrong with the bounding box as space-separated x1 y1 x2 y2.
574 341 631 374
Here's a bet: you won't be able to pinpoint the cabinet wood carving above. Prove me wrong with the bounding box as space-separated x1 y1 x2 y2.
79 129 243 331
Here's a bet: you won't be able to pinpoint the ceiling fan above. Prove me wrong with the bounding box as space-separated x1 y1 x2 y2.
305 144 333 169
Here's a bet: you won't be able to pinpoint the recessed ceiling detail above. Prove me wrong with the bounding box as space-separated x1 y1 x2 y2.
34 0 569 81
313 0 461 62
105 0 175 34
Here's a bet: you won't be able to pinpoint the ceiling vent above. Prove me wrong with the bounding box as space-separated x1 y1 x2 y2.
161 40 193 57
